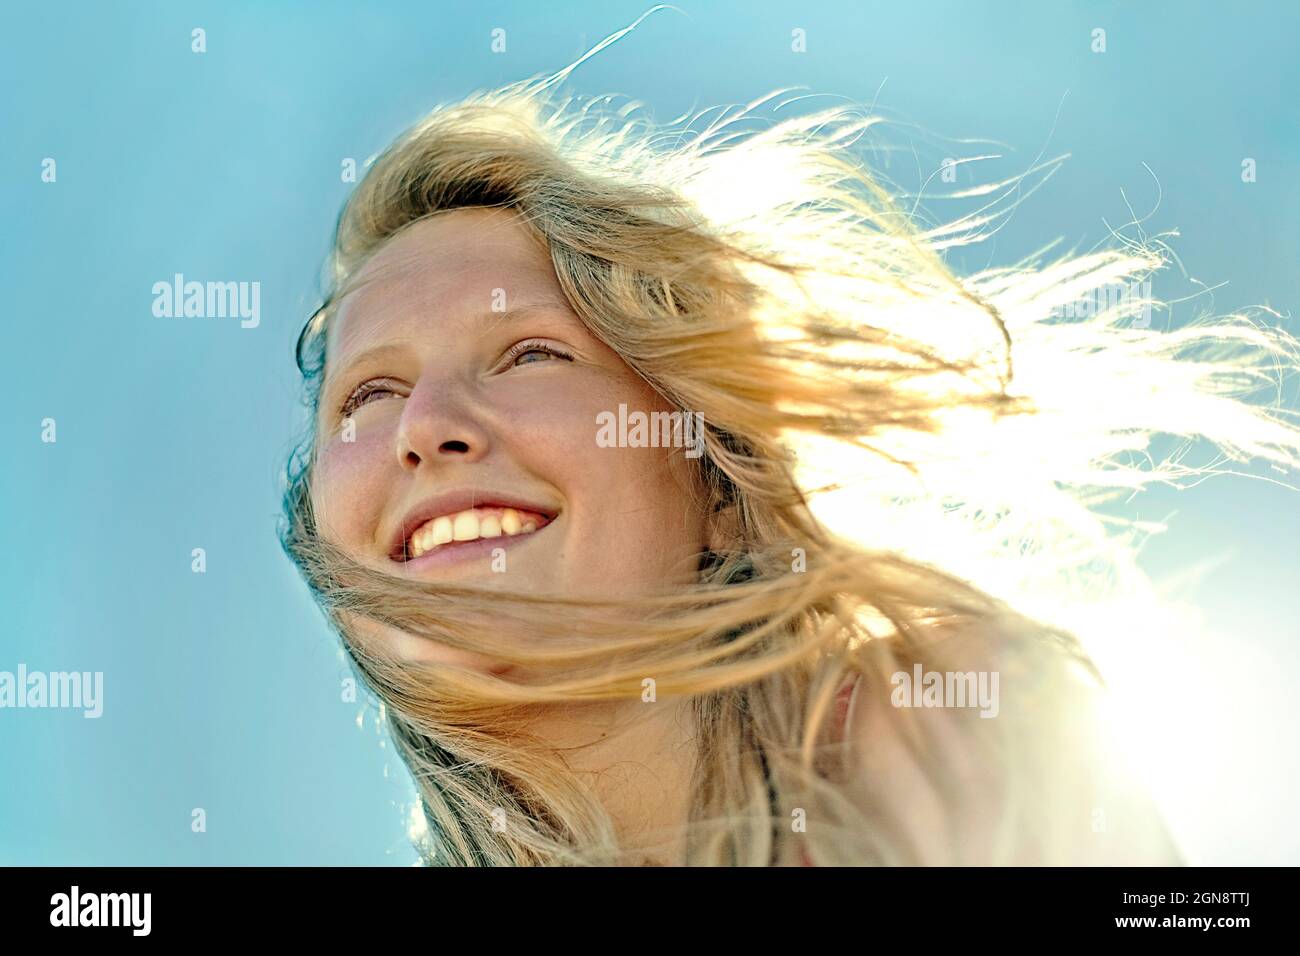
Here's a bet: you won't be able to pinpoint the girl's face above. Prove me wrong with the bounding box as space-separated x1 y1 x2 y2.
309 207 711 670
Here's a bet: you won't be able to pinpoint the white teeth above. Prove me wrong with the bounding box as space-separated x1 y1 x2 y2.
452 512 479 541
431 516 453 546
406 506 544 558
415 525 433 554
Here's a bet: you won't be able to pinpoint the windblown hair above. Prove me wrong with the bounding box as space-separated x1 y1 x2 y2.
280 63 1300 865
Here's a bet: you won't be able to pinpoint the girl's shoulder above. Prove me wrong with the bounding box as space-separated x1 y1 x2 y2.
835 612 1184 865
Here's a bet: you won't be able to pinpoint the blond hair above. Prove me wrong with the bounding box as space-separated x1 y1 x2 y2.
280 55 1300 865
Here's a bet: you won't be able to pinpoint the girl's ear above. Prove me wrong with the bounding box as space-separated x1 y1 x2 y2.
695 453 742 552
705 496 742 552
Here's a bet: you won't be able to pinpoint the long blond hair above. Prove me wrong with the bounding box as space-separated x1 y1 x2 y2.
279 57 1300 865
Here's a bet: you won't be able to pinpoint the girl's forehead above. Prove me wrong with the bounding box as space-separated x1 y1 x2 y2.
352 207 541 280
325 213 560 356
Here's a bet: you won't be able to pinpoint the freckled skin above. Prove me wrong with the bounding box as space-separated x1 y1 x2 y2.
309 207 715 671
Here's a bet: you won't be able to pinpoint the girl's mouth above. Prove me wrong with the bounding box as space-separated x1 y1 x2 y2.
393 506 556 568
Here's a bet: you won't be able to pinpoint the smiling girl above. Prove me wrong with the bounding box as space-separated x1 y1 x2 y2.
279 66 1300 866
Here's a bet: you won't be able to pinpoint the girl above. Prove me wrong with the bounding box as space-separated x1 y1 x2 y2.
279 62 1299 866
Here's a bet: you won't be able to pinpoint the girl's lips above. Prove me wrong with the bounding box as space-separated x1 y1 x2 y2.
392 514 555 572
388 492 558 560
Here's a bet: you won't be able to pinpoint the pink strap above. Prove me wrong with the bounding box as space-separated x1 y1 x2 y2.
799 674 862 866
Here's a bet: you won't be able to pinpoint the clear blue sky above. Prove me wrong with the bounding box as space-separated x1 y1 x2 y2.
2 1 1298 864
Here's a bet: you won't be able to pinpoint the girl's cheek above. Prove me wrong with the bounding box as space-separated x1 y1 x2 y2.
501 387 598 459
312 424 393 545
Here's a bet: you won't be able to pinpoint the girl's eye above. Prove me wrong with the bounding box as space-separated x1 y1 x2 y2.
335 343 569 419
505 340 573 368
339 379 400 418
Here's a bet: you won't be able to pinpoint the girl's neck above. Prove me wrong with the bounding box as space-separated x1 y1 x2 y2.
537 694 697 866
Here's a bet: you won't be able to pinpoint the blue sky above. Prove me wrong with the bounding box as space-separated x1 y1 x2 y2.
2 1 1298 864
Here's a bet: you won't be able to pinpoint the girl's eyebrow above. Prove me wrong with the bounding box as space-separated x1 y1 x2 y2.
324 301 577 399
325 341 410 397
